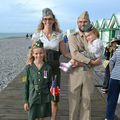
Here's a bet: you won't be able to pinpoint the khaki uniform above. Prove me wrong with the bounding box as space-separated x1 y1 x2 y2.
68 32 95 120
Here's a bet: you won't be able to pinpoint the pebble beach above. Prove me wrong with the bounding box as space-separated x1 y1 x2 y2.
0 37 31 91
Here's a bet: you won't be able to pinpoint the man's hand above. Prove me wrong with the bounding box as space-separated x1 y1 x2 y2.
89 58 102 66
72 62 84 67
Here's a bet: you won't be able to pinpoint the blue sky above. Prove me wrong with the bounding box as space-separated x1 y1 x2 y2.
0 0 120 33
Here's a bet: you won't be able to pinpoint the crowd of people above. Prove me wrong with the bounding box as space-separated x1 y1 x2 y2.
22 8 120 120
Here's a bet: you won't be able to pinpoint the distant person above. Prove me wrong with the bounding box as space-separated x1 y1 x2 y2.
101 38 118 93
60 24 103 72
31 8 70 120
30 34 32 38
23 40 52 120
26 34 29 39
105 46 120 120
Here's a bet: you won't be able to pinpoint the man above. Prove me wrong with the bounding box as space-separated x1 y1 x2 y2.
68 11 101 120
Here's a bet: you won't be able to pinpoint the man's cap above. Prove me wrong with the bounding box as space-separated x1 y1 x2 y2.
42 8 54 17
78 11 90 20
33 39 44 48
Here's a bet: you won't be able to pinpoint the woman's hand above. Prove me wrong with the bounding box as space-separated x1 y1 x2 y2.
24 103 29 112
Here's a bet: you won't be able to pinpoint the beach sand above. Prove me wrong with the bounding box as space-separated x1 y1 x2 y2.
0 37 31 91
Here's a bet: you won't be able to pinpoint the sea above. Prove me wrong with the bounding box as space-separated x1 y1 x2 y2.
0 33 32 40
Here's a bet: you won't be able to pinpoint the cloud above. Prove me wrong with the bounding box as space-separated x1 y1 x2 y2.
15 0 56 13
0 0 120 32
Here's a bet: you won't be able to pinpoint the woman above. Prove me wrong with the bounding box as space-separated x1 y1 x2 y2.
32 8 70 120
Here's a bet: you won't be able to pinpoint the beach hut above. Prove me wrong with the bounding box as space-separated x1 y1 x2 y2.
94 20 101 30
94 13 120 46
107 14 120 41
100 19 110 46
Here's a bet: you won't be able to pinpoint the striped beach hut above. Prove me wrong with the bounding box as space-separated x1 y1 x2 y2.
95 13 120 46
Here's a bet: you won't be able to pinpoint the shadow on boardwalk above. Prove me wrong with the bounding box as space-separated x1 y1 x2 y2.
0 56 119 120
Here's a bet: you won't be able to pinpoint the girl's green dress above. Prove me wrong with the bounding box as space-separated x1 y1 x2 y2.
23 63 52 120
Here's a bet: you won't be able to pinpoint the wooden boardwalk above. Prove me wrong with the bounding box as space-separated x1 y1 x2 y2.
0 71 106 120
0 57 120 120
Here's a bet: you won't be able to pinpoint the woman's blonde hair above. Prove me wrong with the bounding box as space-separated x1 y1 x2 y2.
26 43 45 65
36 14 62 33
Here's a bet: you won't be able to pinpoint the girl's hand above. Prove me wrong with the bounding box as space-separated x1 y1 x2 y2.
24 103 29 112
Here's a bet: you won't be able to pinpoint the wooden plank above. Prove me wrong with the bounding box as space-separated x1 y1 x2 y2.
0 56 119 120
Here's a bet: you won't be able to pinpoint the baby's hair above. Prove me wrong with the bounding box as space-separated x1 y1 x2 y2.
90 27 99 38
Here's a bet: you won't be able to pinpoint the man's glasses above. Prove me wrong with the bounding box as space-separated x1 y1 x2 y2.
43 18 54 21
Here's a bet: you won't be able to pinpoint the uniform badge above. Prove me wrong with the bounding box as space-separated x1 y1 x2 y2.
44 70 47 79
22 76 27 82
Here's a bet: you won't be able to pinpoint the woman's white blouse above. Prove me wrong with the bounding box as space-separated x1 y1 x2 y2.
32 31 63 51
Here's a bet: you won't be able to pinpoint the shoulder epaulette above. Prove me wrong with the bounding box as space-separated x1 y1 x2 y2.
72 32 79 36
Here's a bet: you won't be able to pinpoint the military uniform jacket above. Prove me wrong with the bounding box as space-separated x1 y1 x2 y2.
68 31 91 68
68 32 95 101
23 63 52 107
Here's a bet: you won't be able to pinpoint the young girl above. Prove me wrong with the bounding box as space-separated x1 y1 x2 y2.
23 40 52 120
60 24 103 72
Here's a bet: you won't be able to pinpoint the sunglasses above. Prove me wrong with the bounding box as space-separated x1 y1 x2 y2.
43 18 54 21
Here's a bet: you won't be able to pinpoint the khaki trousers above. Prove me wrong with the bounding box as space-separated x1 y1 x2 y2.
69 68 94 120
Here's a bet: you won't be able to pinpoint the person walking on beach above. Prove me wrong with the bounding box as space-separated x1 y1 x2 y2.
60 24 103 72
68 11 102 120
26 33 29 39
23 40 52 120
31 8 70 120
105 46 120 120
